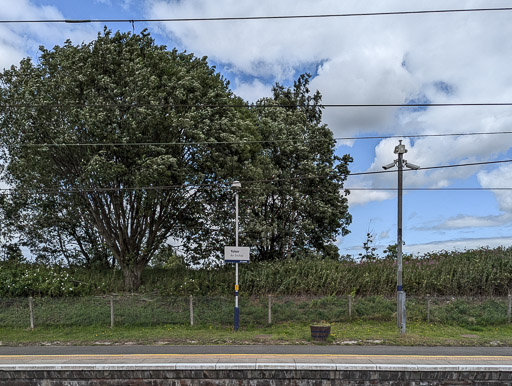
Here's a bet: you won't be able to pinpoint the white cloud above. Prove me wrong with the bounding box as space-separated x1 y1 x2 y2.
378 230 390 240
233 78 272 103
310 51 416 135
147 0 512 208
353 129 512 205
0 26 27 70
433 214 512 229
147 0 335 79
346 188 393 206
406 237 512 255
478 164 512 213
121 0 135 11
0 0 99 71
343 235 512 257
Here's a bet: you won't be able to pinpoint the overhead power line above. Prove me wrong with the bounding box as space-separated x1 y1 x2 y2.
344 187 512 191
0 184 221 194
17 131 512 148
2 183 511 196
4 185 512 195
348 159 512 176
0 159 510 195
3 102 512 109
336 131 512 142
1 7 512 24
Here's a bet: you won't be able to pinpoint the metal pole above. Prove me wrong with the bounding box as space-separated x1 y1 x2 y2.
400 291 406 334
236 190 239 247
397 147 404 332
384 140 419 334
234 190 240 331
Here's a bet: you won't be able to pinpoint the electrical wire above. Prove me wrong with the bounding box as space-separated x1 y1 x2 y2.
16 130 512 148
3 102 512 109
238 159 512 180
5 99 511 148
0 184 222 195
1 7 512 24
343 159 512 176
335 131 512 142
0 159 510 195
344 187 512 191
5 102 512 148
3 184 511 195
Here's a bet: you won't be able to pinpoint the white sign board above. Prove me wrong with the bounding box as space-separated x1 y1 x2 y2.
224 246 250 263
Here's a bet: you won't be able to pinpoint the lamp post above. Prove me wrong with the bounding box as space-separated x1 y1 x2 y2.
231 180 241 331
382 140 420 334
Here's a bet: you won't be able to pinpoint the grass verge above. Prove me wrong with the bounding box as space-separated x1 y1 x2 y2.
1 321 511 347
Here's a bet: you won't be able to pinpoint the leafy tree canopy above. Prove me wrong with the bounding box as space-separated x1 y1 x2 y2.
183 74 352 263
242 74 352 261
0 29 253 289
0 30 352 289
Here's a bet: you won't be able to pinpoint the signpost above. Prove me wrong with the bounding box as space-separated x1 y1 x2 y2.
224 246 250 263
224 246 249 331
225 180 250 331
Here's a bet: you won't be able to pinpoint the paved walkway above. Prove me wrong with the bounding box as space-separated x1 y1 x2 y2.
0 346 510 370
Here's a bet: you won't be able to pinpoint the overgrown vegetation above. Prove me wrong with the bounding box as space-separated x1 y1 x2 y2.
0 247 511 297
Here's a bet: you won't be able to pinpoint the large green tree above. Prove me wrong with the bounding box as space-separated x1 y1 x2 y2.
0 29 252 289
182 75 353 263
240 74 352 261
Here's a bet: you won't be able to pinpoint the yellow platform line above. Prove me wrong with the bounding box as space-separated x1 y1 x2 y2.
0 353 510 360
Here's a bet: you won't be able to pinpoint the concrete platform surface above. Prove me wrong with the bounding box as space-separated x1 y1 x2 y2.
0 345 510 369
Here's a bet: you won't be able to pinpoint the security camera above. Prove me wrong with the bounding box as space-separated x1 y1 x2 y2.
405 162 420 170
382 162 396 170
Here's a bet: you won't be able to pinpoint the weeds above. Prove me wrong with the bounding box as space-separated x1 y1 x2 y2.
0 247 511 297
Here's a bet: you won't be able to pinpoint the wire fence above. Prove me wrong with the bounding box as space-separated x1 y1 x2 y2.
0 295 510 329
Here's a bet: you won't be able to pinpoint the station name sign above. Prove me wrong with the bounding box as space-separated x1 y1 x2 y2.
224 246 250 263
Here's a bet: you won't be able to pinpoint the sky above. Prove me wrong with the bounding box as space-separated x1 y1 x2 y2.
1 0 512 257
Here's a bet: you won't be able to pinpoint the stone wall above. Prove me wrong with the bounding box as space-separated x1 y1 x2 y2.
1 367 511 385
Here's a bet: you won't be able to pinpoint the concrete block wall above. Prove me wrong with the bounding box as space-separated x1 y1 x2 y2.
1 364 511 385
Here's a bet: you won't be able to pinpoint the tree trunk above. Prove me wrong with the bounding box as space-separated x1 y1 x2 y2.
121 265 144 291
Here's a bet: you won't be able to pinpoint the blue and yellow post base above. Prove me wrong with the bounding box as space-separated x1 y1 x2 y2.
234 284 239 331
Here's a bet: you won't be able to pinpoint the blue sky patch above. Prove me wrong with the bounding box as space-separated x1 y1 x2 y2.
402 93 431 113
433 81 455 95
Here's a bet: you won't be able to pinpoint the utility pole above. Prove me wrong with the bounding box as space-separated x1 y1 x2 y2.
382 140 420 334
396 141 404 332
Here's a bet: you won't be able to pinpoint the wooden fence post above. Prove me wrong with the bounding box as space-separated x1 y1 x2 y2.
348 295 352 319
427 295 431 323
508 294 511 324
268 295 272 324
110 296 115 328
28 297 34 330
189 295 194 326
